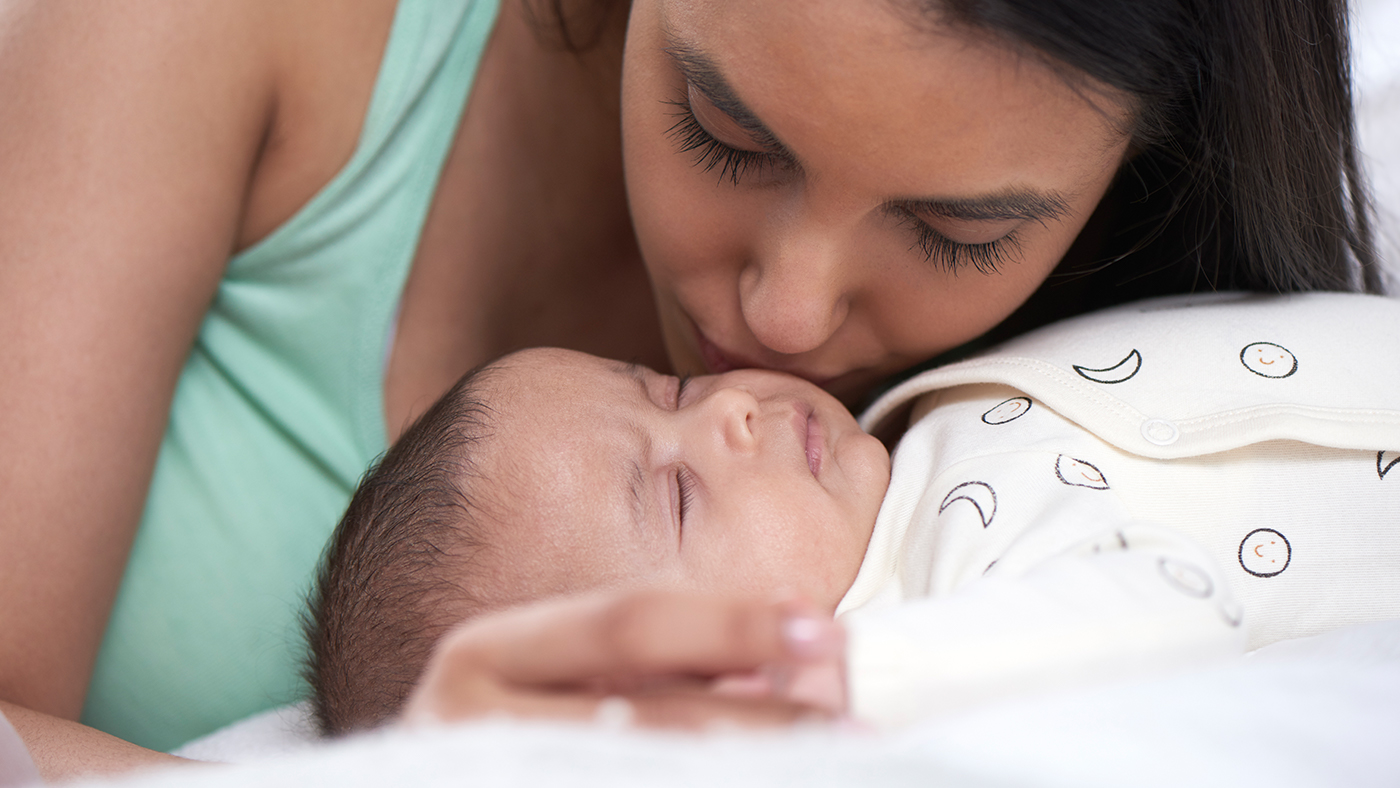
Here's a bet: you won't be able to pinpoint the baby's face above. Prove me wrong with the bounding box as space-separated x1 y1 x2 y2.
470 349 891 613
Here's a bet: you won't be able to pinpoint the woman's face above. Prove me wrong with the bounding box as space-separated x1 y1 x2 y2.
621 0 1134 403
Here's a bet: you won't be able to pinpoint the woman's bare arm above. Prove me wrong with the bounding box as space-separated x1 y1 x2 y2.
0 0 280 757
1 702 187 780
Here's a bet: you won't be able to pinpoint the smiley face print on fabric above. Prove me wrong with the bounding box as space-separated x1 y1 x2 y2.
1380 451 1398 480
1055 455 1110 490
1239 528 1291 577
982 397 1032 425
1240 342 1298 378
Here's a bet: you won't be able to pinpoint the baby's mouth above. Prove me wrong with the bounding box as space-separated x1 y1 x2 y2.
804 408 823 479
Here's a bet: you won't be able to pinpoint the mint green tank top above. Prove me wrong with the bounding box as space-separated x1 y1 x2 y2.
80 0 501 751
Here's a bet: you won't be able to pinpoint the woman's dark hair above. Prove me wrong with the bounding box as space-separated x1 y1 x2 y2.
524 0 628 51
303 367 499 735
923 0 1383 345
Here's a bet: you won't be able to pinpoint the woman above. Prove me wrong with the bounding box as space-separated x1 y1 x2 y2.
0 0 1378 777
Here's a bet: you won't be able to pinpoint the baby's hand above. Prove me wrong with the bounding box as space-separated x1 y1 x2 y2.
401 590 846 730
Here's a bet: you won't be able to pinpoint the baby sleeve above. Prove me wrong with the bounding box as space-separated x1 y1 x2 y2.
844 517 1246 728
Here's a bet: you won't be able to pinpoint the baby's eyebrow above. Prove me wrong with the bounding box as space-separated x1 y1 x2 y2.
627 458 647 534
616 361 659 533
624 422 657 535
617 361 666 407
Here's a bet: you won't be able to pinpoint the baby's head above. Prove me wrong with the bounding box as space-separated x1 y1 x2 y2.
305 348 892 733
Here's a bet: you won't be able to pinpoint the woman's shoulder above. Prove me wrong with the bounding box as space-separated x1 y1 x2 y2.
0 0 405 251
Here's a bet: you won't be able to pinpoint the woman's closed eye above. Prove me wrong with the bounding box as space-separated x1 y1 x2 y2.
888 205 1023 275
666 96 790 185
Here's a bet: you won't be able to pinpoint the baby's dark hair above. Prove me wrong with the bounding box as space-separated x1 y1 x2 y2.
303 366 499 735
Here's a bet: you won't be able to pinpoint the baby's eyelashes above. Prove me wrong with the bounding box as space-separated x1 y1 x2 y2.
671 465 697 539
673 375 692 409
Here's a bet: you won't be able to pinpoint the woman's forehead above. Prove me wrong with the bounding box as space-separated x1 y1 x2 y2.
654 0 1132 195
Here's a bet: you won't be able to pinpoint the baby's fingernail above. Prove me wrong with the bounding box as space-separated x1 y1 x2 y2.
781 615 842 660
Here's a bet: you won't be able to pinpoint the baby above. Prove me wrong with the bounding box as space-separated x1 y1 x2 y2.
305 292 1400 733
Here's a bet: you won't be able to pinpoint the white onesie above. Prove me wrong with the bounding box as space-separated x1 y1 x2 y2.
838 292 1400 727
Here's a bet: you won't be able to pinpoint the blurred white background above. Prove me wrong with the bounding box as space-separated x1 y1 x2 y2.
1353 0 1400 280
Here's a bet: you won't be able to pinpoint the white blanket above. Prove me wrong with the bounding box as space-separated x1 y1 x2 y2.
70 619 1398 788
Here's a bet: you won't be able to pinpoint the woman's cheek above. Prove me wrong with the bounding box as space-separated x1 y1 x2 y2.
636 165 759 296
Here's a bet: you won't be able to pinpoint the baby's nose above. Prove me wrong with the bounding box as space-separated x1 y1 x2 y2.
702 386 760 450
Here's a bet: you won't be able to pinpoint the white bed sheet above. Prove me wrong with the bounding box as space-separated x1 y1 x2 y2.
71 619 1399 788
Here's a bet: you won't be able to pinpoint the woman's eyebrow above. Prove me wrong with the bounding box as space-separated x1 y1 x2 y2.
894 190 1073 225
662 40 789 155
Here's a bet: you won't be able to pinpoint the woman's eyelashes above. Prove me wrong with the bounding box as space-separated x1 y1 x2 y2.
665 92 1020 275
665 98 789 185
890 206 1021 275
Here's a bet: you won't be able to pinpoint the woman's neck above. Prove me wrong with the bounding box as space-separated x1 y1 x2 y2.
385 0 666 438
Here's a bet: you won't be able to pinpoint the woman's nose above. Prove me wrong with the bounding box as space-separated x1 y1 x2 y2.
697 386 760 451
740 222 852 356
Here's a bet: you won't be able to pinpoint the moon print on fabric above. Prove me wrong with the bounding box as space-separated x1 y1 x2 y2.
982 397 1032 425
1073 349 1142 384
1380 451 1398 480
939 481 997 528
1158 558 1215 598
1240 342 1298 378
1055 455 1110 489
1239 528 1291 577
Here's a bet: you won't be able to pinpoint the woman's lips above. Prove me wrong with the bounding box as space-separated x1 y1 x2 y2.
694 326 835 387
696 329 751 375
